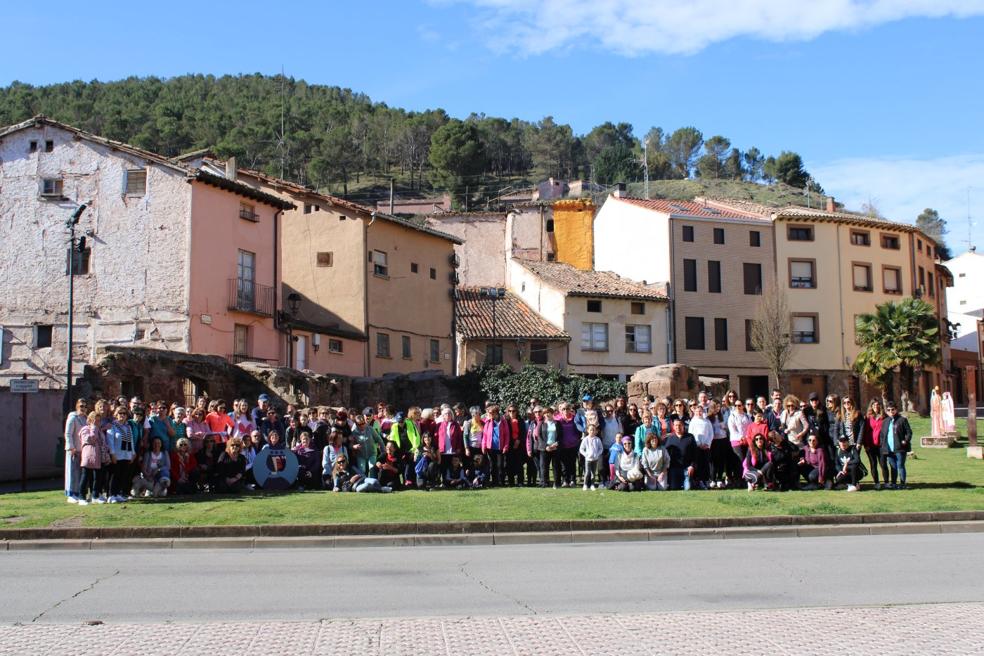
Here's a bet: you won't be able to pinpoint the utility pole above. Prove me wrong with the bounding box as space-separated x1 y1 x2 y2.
389 178 395 215
643 138 650 199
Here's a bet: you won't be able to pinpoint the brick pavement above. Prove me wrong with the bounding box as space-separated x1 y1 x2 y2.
1 602 981 655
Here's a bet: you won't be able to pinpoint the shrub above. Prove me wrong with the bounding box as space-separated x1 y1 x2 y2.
451 364 626 409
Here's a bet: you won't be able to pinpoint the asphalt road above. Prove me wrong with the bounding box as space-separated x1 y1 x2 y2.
2 533 981 624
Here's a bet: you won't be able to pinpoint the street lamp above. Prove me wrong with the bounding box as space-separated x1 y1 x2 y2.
64 203 87 415
480 287 506 365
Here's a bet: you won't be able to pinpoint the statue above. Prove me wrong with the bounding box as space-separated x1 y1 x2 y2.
930 387 944 438
942 391 956 434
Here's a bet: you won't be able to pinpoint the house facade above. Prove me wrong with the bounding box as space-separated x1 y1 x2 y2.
594 196 774 396
507 259 669 380
0 117 292 395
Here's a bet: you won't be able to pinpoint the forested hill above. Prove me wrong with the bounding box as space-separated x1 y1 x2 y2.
0 74 819 203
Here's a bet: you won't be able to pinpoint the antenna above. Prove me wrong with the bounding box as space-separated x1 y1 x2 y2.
279 65 287 179
968 187 976 251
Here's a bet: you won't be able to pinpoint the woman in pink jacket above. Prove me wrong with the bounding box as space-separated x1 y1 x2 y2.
437 408 465 481
77 412 105 505
481 405 510 486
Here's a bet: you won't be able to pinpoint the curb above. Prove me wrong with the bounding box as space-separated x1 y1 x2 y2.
1 510 982 542
2 519 983 551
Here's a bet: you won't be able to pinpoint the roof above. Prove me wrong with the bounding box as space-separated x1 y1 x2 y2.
773 206 936 243
0 116 293 210
231 165 463 244
610 196 768 222
518 260 668 301
455 288 569 341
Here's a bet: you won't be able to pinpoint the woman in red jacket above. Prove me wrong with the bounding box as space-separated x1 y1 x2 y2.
862 399 889 490
437 408 465 482
170 437 199 495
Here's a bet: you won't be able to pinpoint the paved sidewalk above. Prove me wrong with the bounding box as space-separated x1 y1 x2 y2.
3 602 981 655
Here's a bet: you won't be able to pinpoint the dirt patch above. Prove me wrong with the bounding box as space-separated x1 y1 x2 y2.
2 516 25 524
49 516 84 529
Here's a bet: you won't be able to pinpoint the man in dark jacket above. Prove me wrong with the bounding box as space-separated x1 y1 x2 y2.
663 418 697 490
879 401 912 489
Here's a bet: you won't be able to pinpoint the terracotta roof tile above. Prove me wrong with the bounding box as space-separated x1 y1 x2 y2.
455 287 569 340
612 196 767 221
518 260 668 301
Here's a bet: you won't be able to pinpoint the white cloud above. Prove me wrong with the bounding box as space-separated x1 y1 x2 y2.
811 153 984 248
446 0 984 56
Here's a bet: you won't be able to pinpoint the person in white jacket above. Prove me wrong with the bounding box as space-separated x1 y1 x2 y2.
686 403 714 489
578 424 604 490
63 398 89 503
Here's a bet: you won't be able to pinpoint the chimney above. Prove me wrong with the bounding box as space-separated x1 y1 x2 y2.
825 196 835 212
225 156 237 182
613 182 626 198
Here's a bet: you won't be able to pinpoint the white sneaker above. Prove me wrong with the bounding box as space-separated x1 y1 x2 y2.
92 497 106 504
846 485 858 492
747 482 755 491
77 499 89 506
67 496 79 504
582 484 589 491
591 485 598 491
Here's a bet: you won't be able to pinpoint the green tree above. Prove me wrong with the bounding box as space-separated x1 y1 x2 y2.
916 208 952 259
854 298 941 409
696 135 731 179
665 127 703 178
743 147 764 181
583 121 637 164
643 127 674 179
772 151 809 188
428 119 486 194
593 142 640 184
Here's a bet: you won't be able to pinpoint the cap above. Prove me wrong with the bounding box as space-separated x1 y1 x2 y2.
838 435 850 442
808 392 819 401
258 394 270 402
394 412 406 421
582 394 593 402
362 407 374 417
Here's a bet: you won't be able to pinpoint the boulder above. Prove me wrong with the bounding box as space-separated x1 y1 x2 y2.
628 364 700 407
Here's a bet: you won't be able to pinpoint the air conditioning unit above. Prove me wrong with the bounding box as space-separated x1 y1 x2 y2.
448 272 459 285
448 253 460 268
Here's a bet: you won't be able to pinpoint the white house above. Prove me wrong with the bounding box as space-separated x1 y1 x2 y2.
946 248 984 353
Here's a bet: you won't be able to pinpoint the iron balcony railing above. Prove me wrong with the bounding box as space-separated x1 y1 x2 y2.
228 278 274 316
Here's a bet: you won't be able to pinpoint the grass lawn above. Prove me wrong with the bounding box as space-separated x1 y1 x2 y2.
2 417 982 530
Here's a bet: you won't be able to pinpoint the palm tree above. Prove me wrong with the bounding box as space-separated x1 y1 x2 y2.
854 298 941 408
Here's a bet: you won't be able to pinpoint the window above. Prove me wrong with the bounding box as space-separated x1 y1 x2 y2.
372 250 388 277
713 228 725 244
430 339 440 363
749 231 761 247
125 169 147 196
791 314 818 344
881 234 900 250
581 322 608 351
328 338 343 353
852 263 872 292
530 341 548 365
714 318 728 351
625 325 652 353
316 252 334 267
29 140 37 153
745 319 757 351
683 259 697 292
546 253 556 262
376 332 391 358
708 261 721 293
34 325 53 349
410 262 418 273
402 335 412 359
630 302 645 315
743 263 762 295
684 317 705 350
787 225 814 241
67 245 91 275
682 225 694 242
45 140 54 152
486 343 503 365
882 266 902 294
918 266 926 292
233 324 250 359
917 239 923 252
429 267 436 280
850 230 870 246
304 204 312 214
238 202 257 222
545 219 554 233
41 178 63 197
134 328 145 340
928 272 934 297
789 259 816 289
586 299 602 313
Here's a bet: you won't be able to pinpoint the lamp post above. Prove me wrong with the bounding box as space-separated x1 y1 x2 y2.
480 287 506 364
64 203 87 416
282 292 301 368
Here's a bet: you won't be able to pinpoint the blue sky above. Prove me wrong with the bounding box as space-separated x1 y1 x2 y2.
3 0 982 248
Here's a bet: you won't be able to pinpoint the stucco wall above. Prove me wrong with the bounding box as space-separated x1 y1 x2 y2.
457 338 568 372
552 200 594 271
287 328 365 376
0 124 192 389
593 197 671 285
187 182 279 363
946 251 984 341
423 214 508 287
507 206 552 262
367 219 455 375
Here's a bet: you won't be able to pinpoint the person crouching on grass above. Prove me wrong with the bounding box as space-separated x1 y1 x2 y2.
133 437 170 498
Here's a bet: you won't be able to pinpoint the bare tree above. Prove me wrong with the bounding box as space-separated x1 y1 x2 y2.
750 288 793 389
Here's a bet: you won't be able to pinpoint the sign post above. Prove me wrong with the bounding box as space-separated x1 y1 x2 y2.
11 374 39 491
967 366 980 459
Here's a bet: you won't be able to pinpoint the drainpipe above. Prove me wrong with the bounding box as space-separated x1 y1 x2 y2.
363 213 371 377
273 208 283 365
667 218 677 363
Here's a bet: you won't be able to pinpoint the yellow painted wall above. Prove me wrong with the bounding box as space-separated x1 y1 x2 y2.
552 199 594 270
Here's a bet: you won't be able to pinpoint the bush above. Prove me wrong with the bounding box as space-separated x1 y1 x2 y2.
451 364 625 409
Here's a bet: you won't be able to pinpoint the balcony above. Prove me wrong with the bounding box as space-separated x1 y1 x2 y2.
227 353 278 365
239 208 259 222
228 278 274 316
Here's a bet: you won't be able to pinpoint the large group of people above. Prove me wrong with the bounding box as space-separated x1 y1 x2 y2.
61 387 913 504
